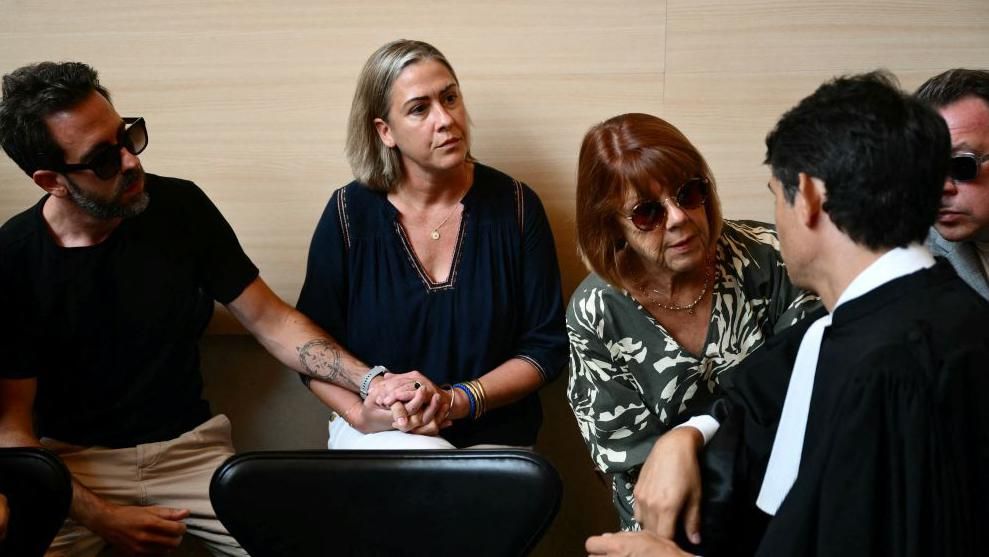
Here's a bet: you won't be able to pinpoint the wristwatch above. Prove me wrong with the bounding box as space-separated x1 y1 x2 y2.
359 365 389 399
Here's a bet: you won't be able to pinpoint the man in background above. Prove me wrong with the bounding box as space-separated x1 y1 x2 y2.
916 68 989 300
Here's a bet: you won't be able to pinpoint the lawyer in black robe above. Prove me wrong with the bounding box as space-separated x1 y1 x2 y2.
701 260 989 556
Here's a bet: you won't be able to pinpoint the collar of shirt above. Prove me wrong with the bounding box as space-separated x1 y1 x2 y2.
832 243 936 311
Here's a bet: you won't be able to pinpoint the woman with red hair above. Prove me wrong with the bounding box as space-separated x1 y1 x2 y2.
567 113 817 532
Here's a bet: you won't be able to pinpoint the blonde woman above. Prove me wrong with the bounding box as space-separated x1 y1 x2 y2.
297 40 567 449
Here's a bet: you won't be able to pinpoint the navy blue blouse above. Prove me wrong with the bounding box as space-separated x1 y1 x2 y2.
297 163 568 447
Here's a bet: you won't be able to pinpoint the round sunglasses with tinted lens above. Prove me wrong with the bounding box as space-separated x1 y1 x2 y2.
56 117 148 180
626 177 709 231
950 153 989 182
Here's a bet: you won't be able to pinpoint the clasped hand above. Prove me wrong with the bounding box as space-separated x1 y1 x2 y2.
365 372 453 435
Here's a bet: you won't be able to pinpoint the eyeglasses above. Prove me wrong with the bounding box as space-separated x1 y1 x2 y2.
623 177 709 231
54 117 148 180
950 152 989 182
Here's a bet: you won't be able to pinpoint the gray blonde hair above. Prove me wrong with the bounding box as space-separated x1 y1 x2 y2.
346 39 469 192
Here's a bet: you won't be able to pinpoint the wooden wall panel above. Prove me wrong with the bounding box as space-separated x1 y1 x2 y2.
664 0 989 223
662 72 847 220
0 0 664 300
666 0 989 74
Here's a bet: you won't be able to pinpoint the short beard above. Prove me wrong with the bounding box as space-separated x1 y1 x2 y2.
66 168 150 220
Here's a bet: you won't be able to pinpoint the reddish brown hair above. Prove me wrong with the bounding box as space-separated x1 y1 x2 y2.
575 113 722 289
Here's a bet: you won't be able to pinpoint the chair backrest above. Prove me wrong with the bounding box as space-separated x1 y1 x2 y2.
0 447 72 557
210 449 562 557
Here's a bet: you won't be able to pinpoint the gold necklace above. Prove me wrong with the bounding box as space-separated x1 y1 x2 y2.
641 264 714 316
428 180 471 241
429 203 462 240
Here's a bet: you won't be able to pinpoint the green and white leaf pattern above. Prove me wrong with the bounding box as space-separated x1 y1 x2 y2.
566 220 819 530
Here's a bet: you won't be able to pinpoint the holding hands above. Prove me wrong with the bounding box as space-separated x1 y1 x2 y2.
365 372 456 435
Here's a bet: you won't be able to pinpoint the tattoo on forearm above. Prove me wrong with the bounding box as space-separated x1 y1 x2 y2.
297 339 355 389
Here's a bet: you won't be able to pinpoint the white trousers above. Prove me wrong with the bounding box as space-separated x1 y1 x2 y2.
327 418 522 450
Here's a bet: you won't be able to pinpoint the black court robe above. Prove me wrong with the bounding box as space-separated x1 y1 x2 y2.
699 260 989 557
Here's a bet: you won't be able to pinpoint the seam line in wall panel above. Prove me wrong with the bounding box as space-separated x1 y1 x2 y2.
662 0 669 105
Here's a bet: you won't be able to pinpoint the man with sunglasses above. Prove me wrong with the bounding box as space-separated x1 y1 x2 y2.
587 72 989 557
917 69 989 300
0 62 444 556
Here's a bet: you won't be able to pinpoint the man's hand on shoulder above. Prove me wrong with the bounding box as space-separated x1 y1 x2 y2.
633 427 704 544
89 504 189 556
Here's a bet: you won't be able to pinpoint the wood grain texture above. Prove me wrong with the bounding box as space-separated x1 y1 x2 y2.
0 0 665 302
666 0 989 74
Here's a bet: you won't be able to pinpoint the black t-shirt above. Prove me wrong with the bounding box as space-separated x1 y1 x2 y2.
0 174 258 448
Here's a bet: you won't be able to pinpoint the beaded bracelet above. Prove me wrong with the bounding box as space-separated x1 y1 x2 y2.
453 383 476 419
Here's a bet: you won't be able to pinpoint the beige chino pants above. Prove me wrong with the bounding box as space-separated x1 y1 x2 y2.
41 414 248 557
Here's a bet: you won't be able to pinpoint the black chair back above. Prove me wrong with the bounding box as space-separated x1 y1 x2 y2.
0 447 72 557
210 449 562 556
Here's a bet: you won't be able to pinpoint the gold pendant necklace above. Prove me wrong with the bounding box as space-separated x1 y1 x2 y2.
429 205 460 240
427 180 471 240
641 264 714 316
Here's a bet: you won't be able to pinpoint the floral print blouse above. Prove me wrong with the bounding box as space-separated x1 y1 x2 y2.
567 220 819 529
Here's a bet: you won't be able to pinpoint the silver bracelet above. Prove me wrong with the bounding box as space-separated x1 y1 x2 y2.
359 365 389 399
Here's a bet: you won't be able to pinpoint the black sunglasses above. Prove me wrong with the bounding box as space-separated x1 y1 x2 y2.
54 117 148 180
950 152 989 182
624 177 709 231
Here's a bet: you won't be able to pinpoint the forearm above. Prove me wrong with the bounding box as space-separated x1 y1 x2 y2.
0 492 7 541
451 358 544 419
309 379 363 416
69 476 113 531
282 320 367 392
662 425 706 453
228 278 370 392
253 309 366 391
0 427 111 532
674 415 721 445
0 428 40 448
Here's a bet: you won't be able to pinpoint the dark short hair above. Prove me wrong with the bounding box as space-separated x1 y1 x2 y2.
915 68 989 109
0 61 111 176
576 113 722 289
765 70 950 250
